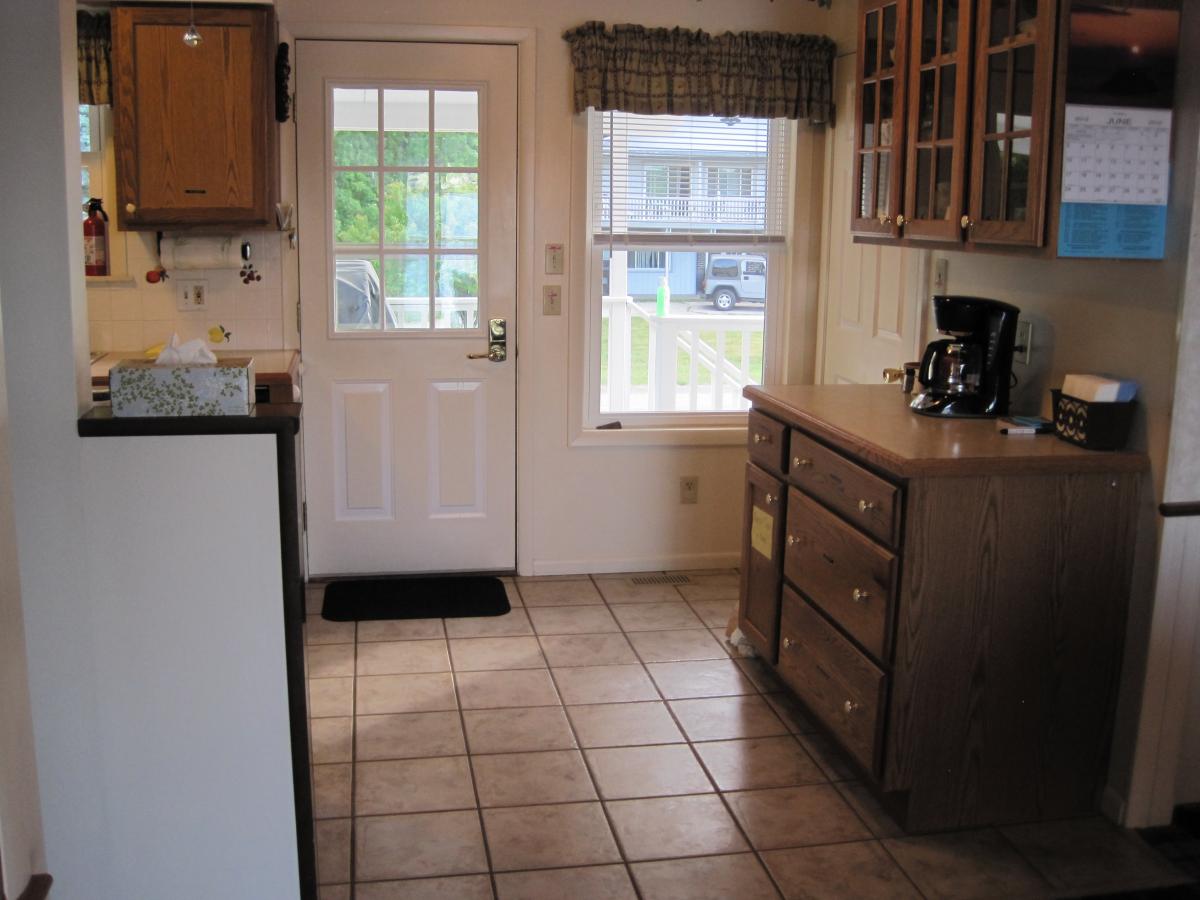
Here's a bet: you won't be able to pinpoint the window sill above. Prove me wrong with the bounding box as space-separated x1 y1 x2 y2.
570 422 748 448
86 275 137 288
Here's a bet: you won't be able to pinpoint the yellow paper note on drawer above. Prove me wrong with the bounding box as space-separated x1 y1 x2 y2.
751 507 774 561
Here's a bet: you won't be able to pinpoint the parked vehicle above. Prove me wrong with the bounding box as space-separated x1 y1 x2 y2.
335 258 380 327
703 253 767 310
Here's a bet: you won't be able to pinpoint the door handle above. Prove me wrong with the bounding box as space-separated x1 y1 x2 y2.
467 317 507 362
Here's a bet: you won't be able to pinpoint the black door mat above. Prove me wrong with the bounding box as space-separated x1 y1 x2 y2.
320 576 510 622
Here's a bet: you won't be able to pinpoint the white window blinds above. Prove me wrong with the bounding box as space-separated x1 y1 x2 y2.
591 110 792 245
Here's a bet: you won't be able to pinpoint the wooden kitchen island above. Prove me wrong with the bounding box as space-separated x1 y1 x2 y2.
739 384 1149 833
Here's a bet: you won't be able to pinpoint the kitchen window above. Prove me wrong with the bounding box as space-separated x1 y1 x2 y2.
78 104 128 280
584 110 792 427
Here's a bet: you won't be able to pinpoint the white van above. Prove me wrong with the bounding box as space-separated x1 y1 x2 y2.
703 254 767 311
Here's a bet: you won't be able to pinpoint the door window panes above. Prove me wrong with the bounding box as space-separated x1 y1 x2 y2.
330 84 482 333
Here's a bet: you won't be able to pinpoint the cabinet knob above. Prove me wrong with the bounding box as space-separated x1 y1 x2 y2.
765 493 776 506
782 637 795 650
787 535 797 546
857 499 877 513
852 588 870 604
960 214 974 229
753 432 771 445
125 202 137 214
793 457 812 468
896 214 907 226
843 700 860 714
878 213 892 225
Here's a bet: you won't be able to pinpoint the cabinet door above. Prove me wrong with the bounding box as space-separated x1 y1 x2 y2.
966 0 1057 246
851 0 909 238
113 7 277 229
902 0 974 241
738 463 785 662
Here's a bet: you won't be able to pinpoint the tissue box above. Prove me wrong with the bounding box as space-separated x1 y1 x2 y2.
109 358 255 417
1050 389 1135 451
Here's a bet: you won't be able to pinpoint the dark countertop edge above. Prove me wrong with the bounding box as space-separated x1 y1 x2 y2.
745 387 1150 479
78 404 301 437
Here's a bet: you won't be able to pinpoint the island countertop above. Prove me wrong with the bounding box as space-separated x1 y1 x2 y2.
744 384 1149 478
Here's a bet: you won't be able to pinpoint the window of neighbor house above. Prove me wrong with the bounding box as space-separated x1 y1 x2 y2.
587 110 792 424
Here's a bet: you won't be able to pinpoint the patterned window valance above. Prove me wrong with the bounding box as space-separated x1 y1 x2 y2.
562 21 837 124
78 11 112 106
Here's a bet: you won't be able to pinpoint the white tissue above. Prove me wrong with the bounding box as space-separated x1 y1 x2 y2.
1061 374 1138 403
155 334 218 365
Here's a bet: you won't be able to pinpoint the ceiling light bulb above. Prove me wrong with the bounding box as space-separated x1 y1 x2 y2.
183 24 202 47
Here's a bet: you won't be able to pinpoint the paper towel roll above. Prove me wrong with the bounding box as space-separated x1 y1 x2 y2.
161 235 242 270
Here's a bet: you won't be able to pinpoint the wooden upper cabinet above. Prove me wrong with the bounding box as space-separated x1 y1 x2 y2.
902 0 974 241
851 0 909 237
112 6 277 230
966 0 1057 246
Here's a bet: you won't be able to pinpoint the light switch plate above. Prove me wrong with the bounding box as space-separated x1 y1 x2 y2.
542 285 562 316
545 243 564 275
178 280 208 311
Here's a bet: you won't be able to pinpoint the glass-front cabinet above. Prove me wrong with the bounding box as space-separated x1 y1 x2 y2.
853 0 1057 248
966 0 1057 245
852 0 909 237
902 0 974 241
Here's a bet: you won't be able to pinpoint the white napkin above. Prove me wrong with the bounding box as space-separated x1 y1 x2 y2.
155 334 218 365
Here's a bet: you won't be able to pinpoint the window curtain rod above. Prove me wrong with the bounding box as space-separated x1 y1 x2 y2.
563 21 837 124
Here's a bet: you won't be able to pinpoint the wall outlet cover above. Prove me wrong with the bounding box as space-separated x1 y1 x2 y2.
177 280 209 312
679 476 699 504
542 285 562 316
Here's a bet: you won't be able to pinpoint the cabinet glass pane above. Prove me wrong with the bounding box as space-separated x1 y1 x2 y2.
1006 137 1030 221
333 88 378 166
876 150 892 217
879 79 895 146
335 255 381 330
916 148 932 219
987 53 1009 134
383 89 429 167
383 255 431 329
864 10 879 78
882 5 897 70
861 82 877 148
1016 0 1039 38
434 255 479 330
941 0 960 55
859 153 876 218
921 0 938 63
434 91 479 168
938 65 956 138
918 69 935 140
383 173 429 247
334 171 379 244
434 172 479 249
982 139 1006 220
935 147 953 219
990 0 1012 45
1012 45 1035 129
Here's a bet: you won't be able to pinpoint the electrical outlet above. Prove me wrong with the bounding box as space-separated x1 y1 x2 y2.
178 280 208 311
542 285 562 316
679 476 699 504
1015 320 1033 366
934 257 949 293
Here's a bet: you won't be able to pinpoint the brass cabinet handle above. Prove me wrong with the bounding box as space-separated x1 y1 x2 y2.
882 367 904 384
896 214 907 226
765 493 776 506
852 588 870 604
782 637 795 650
787 535 797 546
858 499 877 513
753 432 771 444
960 214 974 229
793 457 812 468
843 700 860 714
878 213 892 225
125 202 137 214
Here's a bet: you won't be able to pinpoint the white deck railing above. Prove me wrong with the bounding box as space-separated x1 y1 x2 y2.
602 295 761 412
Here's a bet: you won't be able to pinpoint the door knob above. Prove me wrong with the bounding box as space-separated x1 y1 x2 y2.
896 214 906 226
843 700 860 714
858 499 877 512
852 588 870 603
960 215 974 229
125 202 136 214
467 317 507 362
782 637 795 649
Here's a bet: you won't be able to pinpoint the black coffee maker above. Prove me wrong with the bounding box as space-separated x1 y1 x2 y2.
911 296 1021 418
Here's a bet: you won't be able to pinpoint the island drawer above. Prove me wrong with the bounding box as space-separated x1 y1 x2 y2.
748 410 788 476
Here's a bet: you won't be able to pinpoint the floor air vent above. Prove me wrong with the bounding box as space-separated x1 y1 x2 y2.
630 574 691 585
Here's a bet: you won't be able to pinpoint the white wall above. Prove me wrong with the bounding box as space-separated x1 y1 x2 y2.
277 0 857 575
0 287 46 899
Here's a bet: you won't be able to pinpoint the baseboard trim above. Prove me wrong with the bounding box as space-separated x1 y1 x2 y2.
1102 783 1130 825
529 551 741 576
17 874 52 900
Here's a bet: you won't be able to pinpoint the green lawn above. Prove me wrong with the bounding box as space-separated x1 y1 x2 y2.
600 315 764 388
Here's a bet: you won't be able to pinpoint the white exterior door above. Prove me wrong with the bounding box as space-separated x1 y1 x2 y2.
817 54 928 385
297 41 517 575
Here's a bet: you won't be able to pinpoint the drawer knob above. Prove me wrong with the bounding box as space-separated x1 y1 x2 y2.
765 493 776 506
787 535 797 546
125 202 137 214
793 457 813 468
852 588 870 604
843 700 860 714
782 637 795 650
857 499 877 513
753 433 771 444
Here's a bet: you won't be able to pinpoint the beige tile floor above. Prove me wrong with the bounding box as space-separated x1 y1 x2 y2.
305 572 1188 900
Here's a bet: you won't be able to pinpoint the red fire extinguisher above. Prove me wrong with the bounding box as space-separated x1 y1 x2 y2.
83 197 109 276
